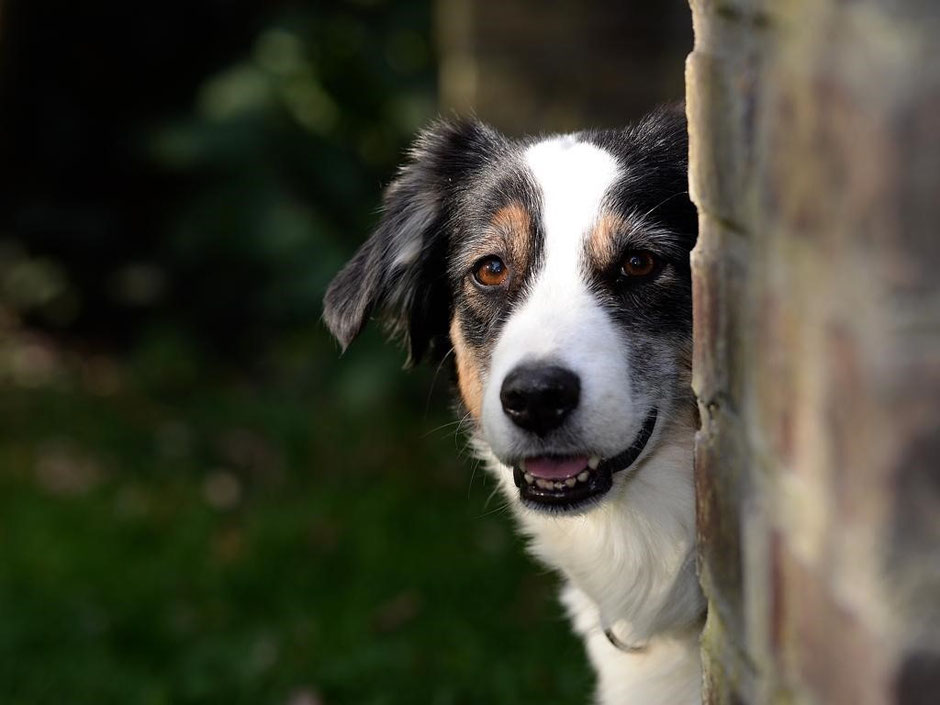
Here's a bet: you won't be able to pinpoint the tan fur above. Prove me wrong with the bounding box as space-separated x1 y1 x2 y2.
491 201 530 233
491 202 532 269
449 202 535 421
589 212 625 268
450 318 484 420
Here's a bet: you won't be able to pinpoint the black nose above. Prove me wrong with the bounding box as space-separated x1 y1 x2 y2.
499 364 581 436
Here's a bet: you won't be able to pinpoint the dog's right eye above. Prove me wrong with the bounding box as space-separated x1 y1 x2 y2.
619 250 660 280
472 256 509 287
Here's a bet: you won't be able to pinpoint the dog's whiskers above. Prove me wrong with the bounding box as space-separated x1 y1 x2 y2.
424 345 456 415
454 410 474 443
466 456 483 500
476 500 512 520
419 416 466 439
481 484 509 513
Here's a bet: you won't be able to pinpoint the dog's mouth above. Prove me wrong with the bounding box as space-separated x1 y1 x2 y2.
511 409 658 512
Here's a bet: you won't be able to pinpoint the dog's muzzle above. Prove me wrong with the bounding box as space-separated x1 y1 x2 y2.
511 408 658 511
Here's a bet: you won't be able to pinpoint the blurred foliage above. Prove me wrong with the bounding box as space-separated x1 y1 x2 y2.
0 1 593 702
0 0 435 358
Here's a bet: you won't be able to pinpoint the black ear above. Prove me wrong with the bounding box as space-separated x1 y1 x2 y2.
323 118 503 364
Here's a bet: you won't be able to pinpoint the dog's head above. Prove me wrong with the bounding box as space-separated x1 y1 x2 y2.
325 107 697 514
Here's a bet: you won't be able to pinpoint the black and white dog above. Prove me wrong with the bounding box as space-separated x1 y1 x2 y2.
324 105 703 705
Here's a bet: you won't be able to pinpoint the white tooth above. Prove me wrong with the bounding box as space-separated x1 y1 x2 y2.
588 456 600 470
536 479 553 489
577 471 590 482
565 477 577 487
524 473 535 484
554 482 564 490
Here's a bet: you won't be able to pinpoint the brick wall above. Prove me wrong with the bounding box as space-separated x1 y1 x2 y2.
687 1 940 703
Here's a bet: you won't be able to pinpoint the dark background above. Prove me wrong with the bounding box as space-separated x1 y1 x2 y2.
0 1 689 702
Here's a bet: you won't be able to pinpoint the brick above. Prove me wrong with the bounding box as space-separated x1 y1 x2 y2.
701 608 752 705
695 401 748 642
895 651 940 705
689 1 940 703
690 214 749 413
685 49 759 231
780 544 888 705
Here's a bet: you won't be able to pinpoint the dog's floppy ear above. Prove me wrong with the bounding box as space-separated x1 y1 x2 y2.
323 118 502 364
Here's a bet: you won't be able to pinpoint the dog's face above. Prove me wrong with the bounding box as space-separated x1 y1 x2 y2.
325 107 696 515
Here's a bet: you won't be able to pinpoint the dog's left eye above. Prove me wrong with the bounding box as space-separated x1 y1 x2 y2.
620 251 659 279
473 256 509 287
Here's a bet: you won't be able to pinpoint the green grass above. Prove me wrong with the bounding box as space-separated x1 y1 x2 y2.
0 343 591 704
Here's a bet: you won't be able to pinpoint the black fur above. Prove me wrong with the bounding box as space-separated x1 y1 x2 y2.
587 104 696 249
322 118 504 363
324 106 696 374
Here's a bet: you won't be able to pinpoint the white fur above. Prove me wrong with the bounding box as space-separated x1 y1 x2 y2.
479 423 701 705
478 136 702 705
482 139 639 460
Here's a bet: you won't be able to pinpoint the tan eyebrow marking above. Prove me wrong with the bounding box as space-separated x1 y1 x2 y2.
491 201 530 235
489 201 533 271
589 211 626 268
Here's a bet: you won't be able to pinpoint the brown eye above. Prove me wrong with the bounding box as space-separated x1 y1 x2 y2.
473 256 509 287
620 251 658 278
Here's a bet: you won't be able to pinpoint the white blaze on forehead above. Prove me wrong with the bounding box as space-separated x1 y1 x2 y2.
481 136 635 459
506 136 621 352
524 136 620 273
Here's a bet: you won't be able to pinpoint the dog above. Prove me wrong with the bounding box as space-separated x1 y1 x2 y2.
323 105 703 705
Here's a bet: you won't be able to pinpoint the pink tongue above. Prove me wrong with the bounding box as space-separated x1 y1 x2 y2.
524 455 589 480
